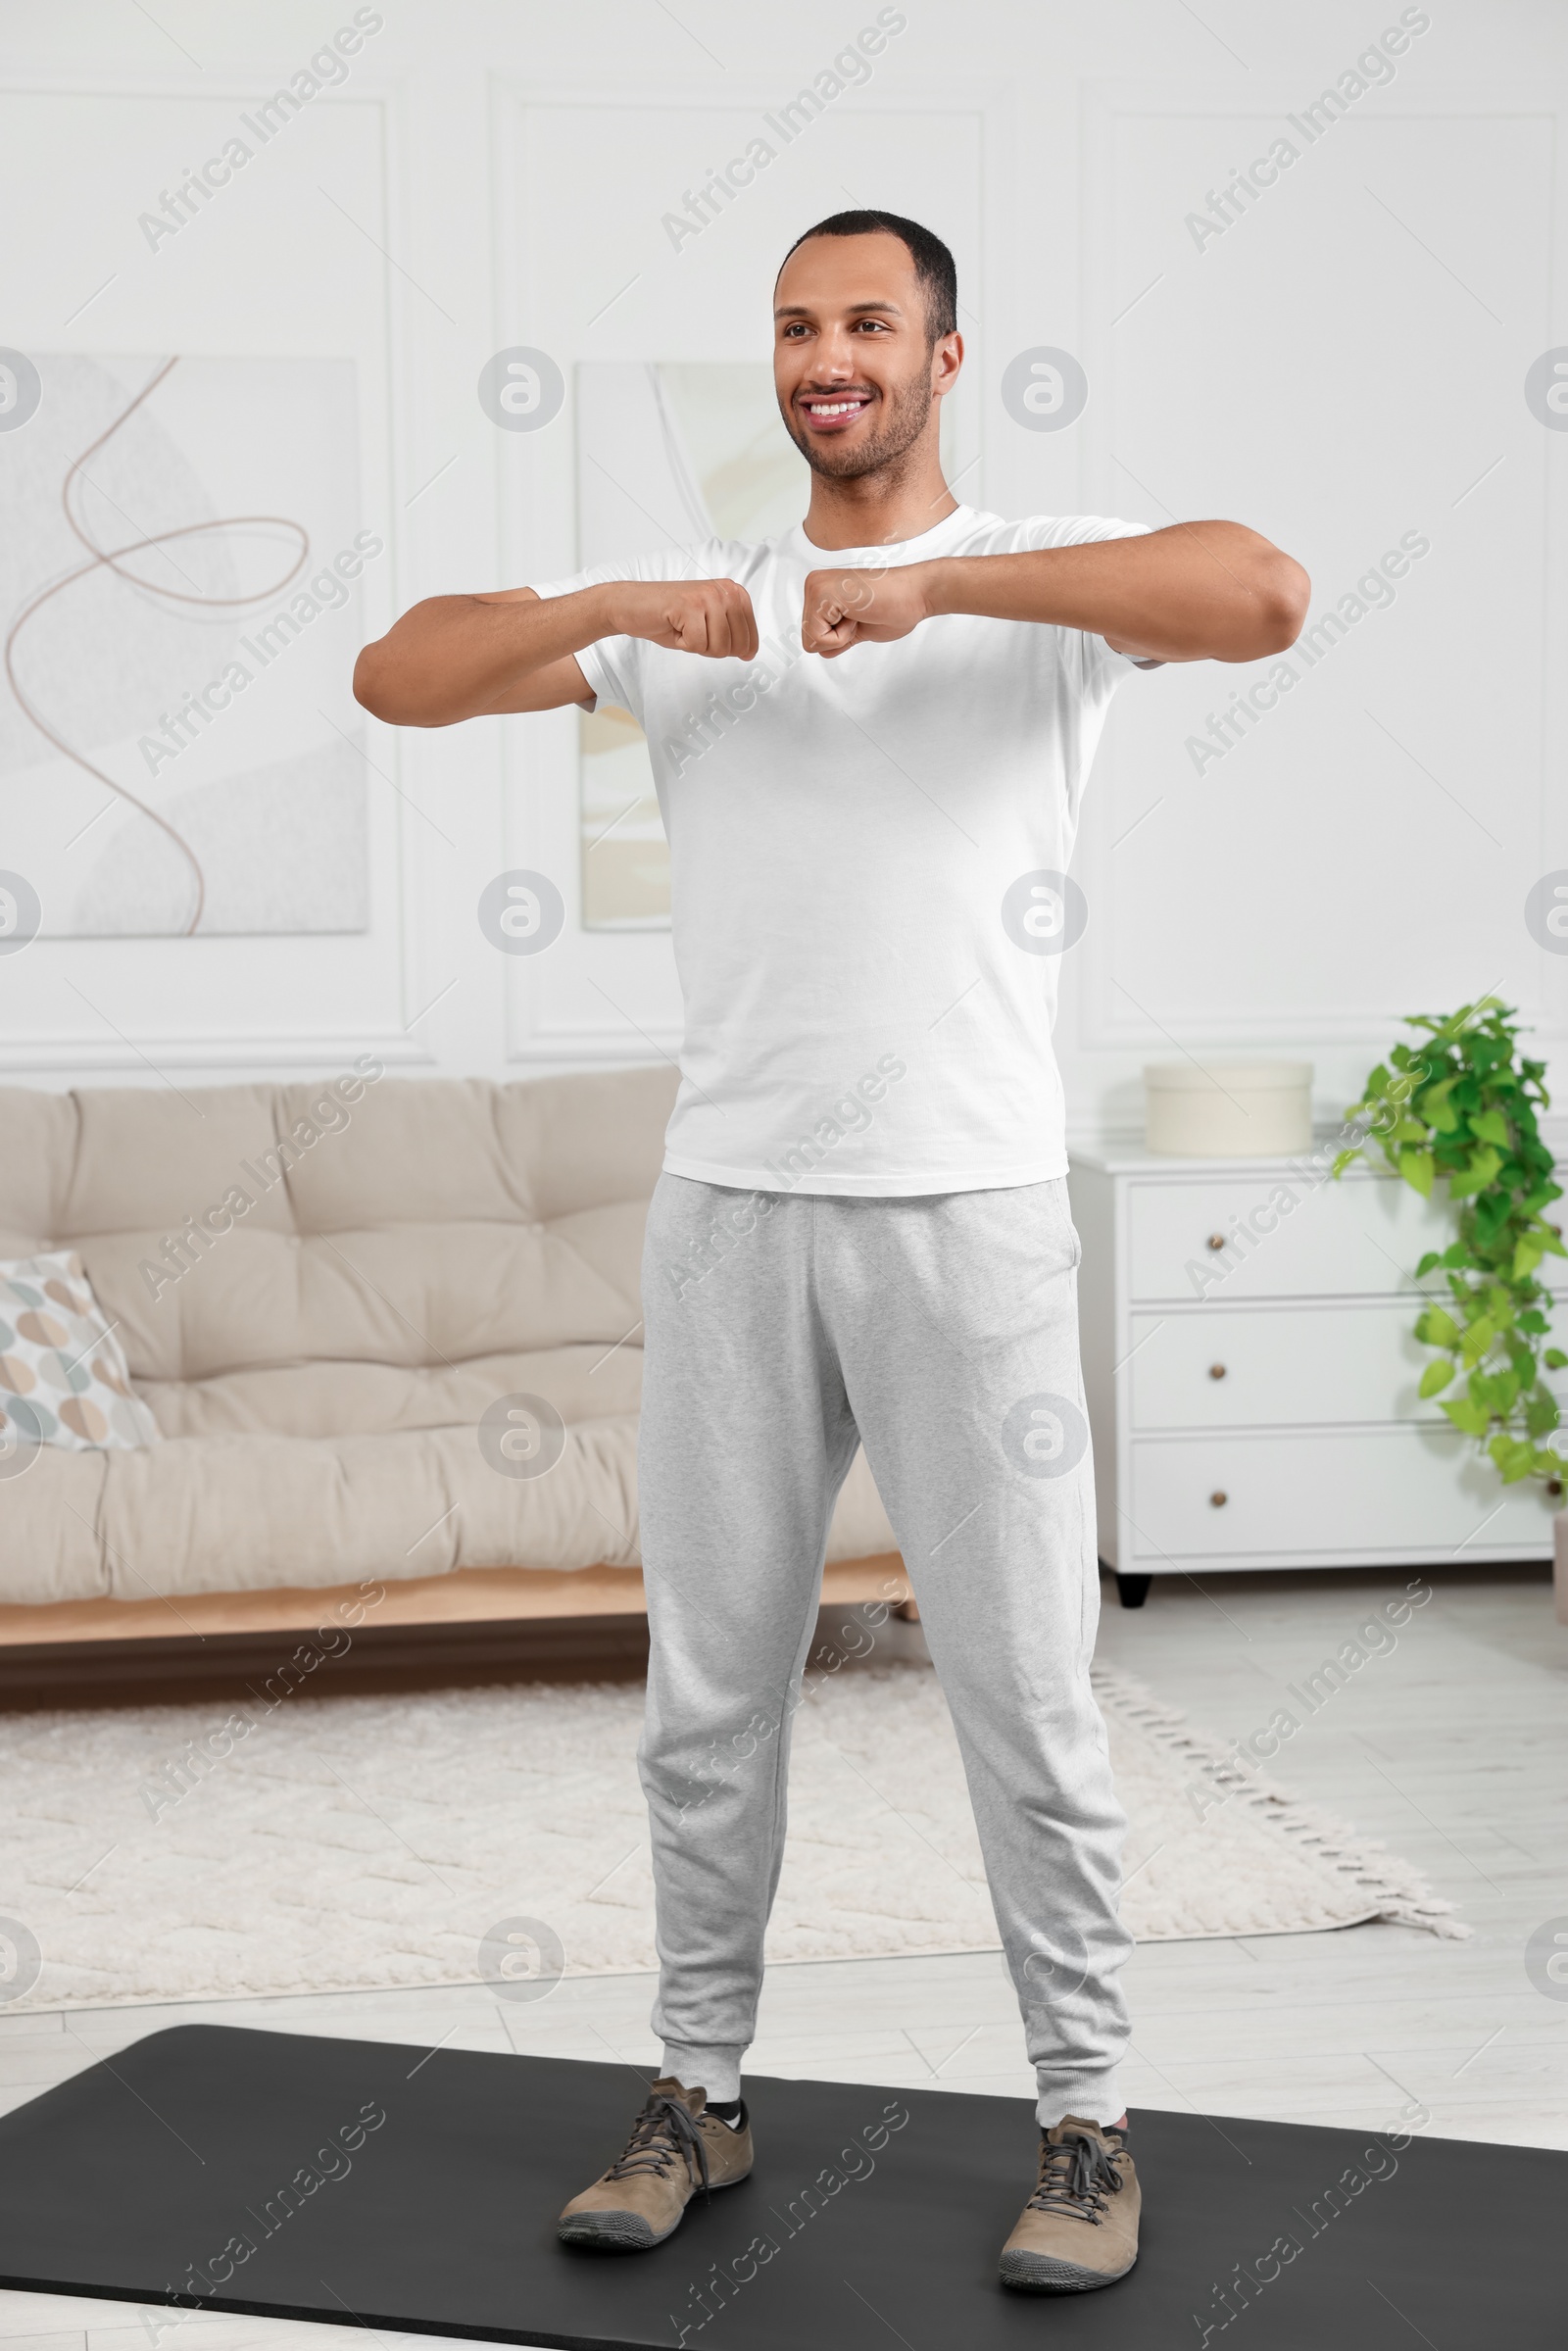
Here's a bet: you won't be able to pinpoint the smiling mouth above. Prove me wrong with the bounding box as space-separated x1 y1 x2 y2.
799 392 874 426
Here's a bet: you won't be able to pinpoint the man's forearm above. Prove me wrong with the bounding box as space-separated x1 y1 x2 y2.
353 583 616 726
919 522 1309 663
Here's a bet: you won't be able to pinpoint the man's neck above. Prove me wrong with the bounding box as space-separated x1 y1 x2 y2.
799 450 958 553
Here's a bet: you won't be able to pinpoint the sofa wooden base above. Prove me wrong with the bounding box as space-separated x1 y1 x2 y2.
0 1556 910 1707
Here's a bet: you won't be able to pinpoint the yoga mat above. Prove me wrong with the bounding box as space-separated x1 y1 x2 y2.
0 2025 1557 2348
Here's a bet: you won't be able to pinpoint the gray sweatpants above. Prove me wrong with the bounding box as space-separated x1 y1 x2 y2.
636 1172 1132 2128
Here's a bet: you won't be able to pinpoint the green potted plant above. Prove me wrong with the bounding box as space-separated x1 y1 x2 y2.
1336 999 1566 1490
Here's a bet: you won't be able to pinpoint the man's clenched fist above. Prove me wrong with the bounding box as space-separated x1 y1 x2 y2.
613 577 759 660
801 563 934 658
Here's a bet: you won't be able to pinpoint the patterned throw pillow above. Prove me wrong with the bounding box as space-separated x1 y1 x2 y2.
0 1251 160 1452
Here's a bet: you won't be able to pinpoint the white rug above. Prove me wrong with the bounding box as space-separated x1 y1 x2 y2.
1 1661 1462 2011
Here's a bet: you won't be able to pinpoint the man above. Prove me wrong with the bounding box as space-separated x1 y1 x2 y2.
356 208 1306 2294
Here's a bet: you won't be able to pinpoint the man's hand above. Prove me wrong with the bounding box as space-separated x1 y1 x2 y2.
801 563 933 657
353 573 759 726
614 577 759 660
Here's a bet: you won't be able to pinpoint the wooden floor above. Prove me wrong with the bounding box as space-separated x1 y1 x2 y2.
0 1560 1562 2351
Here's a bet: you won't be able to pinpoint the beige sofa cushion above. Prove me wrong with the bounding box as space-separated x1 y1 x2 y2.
3 1406 894 1604
0 1064 899 1604
0 1090 80 1260
0 1447 111 1604
67 1067 670 1394
97 1417 644 1596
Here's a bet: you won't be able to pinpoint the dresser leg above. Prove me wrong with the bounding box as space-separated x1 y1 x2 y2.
1114 1573 1152 1609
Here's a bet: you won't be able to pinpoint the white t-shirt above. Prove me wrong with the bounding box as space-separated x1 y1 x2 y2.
535 505 1148 1197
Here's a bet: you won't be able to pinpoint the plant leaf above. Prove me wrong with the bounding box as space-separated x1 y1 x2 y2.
1398 1148 1435 1199
1459 1317 1496 1366
1446 1148 1503 1201
1416 1305 1461 1349
1526 1390 1561 1439
1442 1396 1492 1437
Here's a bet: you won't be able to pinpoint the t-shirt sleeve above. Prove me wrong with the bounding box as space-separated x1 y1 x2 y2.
1016 514 1157 699
525 558 647 721
527 542 727 727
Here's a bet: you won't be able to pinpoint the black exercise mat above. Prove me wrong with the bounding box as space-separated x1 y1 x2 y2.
0 2024 1559 2348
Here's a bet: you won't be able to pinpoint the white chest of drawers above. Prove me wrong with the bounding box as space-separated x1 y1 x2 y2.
1067 1146 1563 1606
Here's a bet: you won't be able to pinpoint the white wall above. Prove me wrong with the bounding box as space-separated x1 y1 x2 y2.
2 0 1565 1150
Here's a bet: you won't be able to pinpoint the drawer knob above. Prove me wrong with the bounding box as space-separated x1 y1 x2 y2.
1209 1490 1228 1508
1208 1363 1227 1381
1205 1233 1226 1251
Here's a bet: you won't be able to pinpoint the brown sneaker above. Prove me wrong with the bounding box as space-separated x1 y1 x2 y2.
999 2115 1140 2292
558 2079 753 2250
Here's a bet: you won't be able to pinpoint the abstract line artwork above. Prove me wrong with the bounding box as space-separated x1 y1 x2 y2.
0 354 372 936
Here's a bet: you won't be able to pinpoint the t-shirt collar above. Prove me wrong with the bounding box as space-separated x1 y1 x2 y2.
780 504 978 567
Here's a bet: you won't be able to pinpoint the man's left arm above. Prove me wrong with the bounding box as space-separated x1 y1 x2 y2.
802 522 1309 664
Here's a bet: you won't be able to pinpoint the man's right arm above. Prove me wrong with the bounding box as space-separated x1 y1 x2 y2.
353 578 759 728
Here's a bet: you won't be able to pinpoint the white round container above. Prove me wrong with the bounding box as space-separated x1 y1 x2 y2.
1144 1060 1313 1157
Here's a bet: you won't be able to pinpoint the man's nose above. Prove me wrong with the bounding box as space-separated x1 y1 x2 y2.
808 340 859 380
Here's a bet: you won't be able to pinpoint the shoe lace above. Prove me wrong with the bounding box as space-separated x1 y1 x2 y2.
1026 2129 1125 2227
604 2092 711 2196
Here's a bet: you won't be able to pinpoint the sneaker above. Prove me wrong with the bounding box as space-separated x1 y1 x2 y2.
998 2115 1140 2292
558 2079 753 2250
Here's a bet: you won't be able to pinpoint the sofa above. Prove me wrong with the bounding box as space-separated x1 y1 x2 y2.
0 1064 896 1613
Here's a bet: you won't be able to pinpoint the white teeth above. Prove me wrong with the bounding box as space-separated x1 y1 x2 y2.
806 398 866 416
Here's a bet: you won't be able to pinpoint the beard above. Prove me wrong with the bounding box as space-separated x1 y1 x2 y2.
779 359 936 481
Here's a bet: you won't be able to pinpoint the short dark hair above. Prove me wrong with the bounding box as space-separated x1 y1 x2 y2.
778 209 957 344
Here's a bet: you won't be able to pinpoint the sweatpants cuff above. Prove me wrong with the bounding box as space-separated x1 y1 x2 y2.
662 2043 745 2104
1036 2071 1126 2130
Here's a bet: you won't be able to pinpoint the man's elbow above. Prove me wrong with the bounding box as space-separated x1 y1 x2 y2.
353 642 396 722
353 641 434 727
1253 552 1311 656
